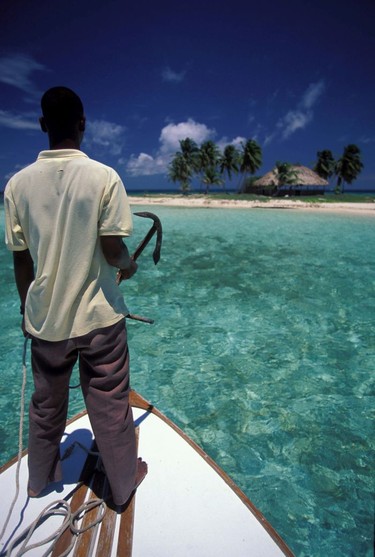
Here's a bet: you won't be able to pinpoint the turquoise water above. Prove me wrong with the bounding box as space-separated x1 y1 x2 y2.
0 204 374 556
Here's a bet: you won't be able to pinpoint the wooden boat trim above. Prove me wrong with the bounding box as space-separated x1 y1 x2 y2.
129 390 295 557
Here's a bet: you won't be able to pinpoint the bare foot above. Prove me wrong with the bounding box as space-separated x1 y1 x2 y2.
106 457 148 511
134 457 148 490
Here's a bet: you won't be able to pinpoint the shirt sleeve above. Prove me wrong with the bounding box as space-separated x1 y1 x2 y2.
4 184 28 251
98 171 133 237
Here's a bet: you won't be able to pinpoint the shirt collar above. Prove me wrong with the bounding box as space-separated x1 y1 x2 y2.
37 149 89 160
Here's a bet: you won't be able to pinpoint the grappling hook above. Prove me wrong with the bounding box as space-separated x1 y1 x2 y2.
132 211 162 264
117 212 162 325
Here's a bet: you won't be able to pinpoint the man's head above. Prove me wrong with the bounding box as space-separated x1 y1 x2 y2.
40 86 85 147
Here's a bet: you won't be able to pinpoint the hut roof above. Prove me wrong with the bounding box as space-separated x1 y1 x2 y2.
254 165 328 187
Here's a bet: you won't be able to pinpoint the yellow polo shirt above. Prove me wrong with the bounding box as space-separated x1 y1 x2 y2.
4 149 133 341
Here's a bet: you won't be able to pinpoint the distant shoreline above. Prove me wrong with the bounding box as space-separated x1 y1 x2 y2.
128 194 375 215
0 192 374 215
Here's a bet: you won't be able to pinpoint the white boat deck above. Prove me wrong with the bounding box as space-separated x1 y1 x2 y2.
0 394 294 556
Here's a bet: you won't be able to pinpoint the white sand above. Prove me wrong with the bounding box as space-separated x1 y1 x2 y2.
129 195 375 215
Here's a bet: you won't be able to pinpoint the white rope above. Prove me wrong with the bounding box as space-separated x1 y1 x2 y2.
0 336 29 542
5 497 106 557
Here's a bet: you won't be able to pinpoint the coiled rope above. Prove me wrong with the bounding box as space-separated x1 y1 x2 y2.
0 337 107 556
5 498 106 557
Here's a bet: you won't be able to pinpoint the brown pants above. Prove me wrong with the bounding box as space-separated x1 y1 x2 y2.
28 319 137 505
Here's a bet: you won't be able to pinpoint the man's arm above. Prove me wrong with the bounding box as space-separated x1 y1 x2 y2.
13 250 35 311
100 236 138 281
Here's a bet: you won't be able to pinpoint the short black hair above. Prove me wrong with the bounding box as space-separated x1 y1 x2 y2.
41 86 84 140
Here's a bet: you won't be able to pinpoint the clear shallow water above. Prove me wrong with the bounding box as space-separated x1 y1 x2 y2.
0 204 374 556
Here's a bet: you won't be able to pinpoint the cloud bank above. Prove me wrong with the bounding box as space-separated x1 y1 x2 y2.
126 118 216 177
0 54 45 131
0 109 40 130
84 119 126 156
0 53 46 98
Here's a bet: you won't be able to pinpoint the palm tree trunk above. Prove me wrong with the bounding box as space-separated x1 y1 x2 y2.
237 173 245 193
335 177 342 195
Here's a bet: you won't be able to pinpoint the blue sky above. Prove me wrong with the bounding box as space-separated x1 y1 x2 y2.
1 0 374 191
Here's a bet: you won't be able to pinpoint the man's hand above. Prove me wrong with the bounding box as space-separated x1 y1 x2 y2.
101 236 137 283
116 259 138 284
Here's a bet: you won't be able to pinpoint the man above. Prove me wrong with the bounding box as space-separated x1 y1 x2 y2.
4 86 147 506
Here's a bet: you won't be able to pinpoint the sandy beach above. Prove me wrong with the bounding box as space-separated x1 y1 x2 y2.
129 195 375 215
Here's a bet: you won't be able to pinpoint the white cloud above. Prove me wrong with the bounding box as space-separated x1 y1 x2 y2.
0 109 40 130
0 53 46 97
125 121 253 177
162 66 186 83
272 80 325 141
217 135 246 152
263 132 277 146
126 118 215 177
302 80 325 109
127 153 166 176
278 109 313 139
230 136 246 147
84 119 125 156
159 119 214 154
359 135 375 144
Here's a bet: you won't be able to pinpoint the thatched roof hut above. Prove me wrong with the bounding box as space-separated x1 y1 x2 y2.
250 165 328 196
254 165 328 187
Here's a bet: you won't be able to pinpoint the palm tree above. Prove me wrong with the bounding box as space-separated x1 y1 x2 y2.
219 144 240 191
335 144 364 194
197 140 221 193
168 152 193 193
239 139 262 191
198 140 220 170
179 138 200 173
314 150 336 181
168 137 200 192
201 167 223 194
275 161 299 186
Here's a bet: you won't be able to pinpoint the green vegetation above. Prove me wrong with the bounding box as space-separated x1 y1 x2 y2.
239 139 262 185
335 144 364 194
219 144 241 186
168 137 261 193
197 140 223 193
168 138 199 192
168 152 193 193
314 149 336 180
314 144 364 193
274 161 299 185
168 137 365 196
